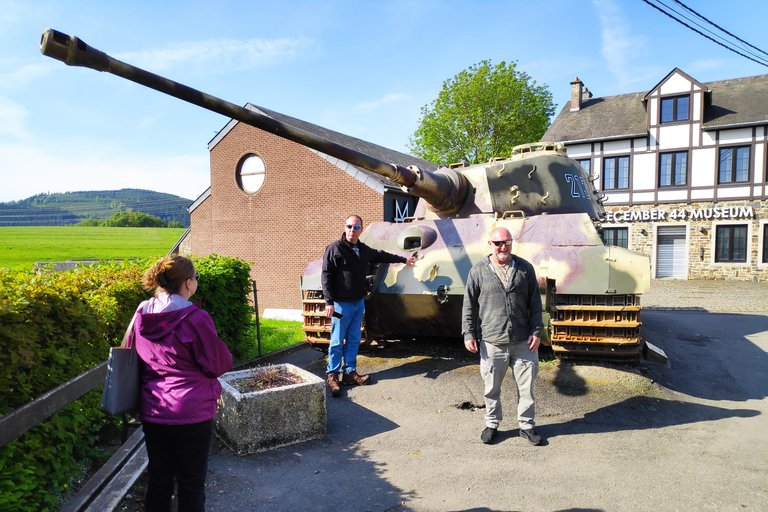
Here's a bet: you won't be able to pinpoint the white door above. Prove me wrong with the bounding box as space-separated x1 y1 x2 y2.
656 226 687 278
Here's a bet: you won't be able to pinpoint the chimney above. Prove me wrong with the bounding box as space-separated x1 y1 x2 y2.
570 77 583 111
582 87 593 102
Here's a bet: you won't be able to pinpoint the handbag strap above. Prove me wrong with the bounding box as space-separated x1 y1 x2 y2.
121 300 149 349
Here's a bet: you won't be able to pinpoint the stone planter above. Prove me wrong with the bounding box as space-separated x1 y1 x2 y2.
215 364 326 456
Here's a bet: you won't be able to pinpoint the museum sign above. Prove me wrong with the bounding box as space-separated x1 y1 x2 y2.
605 206 755 223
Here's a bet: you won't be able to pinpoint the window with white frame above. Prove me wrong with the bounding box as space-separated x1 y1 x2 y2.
718 146 750 184
602 227 628 248
660 95 690 123
659 151 688 187
602 156 629 190
715 224 748 262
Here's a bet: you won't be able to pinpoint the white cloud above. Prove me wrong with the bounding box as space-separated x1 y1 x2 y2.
113 37 318 75
0 1 23 33
0 142 210 202
593 0 655 88
685 58 726 74
354 93 410 113
0 62 50 88
0 95 31 139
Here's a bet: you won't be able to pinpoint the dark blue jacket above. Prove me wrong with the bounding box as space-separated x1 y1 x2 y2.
321 233 406 304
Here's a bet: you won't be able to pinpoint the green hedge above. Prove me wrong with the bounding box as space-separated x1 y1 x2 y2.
0 254 254 511
194 255 254 361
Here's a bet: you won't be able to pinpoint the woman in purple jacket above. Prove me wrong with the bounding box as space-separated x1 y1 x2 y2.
134 256 233 512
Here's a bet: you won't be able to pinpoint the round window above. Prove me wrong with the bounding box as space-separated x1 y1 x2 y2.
237 155 266 194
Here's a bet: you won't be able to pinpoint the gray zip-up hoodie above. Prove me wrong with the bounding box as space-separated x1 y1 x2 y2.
461 254 544 345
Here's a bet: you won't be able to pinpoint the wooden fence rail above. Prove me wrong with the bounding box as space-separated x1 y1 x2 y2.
0 362 107 447
0 362 146 512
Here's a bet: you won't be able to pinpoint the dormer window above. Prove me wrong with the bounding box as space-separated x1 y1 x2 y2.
660 95 689 123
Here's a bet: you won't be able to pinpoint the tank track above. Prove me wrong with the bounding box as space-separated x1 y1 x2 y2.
549 293 643 362
301 290 366 352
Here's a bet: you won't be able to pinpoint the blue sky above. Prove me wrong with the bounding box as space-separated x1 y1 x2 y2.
1 0 767 203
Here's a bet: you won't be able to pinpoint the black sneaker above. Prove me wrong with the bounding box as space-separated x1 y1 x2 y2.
480 427 497 444
520 428 542 446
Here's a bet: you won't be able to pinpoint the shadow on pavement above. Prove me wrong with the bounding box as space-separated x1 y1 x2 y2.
641 310 768 401
542 395 759 440
207 398 413 511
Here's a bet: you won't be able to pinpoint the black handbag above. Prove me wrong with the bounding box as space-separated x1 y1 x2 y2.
99 303 144 415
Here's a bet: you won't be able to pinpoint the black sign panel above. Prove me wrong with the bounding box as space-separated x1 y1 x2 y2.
383 189 418 223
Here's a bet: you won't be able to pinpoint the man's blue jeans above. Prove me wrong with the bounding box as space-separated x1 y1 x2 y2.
326 299 365 374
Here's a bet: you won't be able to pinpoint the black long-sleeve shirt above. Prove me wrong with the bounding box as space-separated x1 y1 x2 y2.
321 234 406 304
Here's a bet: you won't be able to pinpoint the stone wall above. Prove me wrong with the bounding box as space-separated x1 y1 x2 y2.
603 199 767 282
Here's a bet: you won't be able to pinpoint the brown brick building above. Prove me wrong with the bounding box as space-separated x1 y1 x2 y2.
183 104 436 311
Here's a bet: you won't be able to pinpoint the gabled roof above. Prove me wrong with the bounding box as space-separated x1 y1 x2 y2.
208 104 438 192
542 72 768 144
541 92 648 144
643 67 706 100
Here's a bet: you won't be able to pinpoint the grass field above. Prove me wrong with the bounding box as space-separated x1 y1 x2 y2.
0 226 187 268
251 319 305 357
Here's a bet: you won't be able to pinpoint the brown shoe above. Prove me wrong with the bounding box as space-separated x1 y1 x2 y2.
327 372 341 398
341 370 371 386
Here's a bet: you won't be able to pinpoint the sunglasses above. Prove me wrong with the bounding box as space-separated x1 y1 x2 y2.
345 224 362 230
188 272 200 280
491 240 513 247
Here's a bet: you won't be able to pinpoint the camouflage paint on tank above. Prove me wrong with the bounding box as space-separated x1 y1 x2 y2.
354 213 649 343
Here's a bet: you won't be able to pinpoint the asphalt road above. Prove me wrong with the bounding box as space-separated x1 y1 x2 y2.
197 306 768 512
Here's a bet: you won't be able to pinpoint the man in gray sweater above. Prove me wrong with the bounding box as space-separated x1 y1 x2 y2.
462 227 544 445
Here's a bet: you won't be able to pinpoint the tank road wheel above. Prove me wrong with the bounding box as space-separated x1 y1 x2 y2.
549 293 643 363
301 290 366 353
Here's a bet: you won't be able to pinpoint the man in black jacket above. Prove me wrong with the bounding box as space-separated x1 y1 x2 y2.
322 214 415 397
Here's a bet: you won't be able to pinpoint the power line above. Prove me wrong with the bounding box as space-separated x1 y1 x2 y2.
655 0 767 63
641 0 768 68
672 0 768 59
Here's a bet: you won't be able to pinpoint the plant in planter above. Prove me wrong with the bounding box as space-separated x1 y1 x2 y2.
215 363 326 456
231 365 305 393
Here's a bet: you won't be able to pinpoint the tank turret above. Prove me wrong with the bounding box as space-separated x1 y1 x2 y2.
41 29 651 361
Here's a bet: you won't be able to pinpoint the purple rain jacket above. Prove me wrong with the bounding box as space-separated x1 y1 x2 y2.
133 293 233 425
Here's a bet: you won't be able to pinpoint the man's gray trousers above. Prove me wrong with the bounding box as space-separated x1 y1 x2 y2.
479 341 538 429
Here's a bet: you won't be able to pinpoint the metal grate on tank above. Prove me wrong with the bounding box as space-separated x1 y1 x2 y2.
554 294 641 308
552 309 639 325
551 324 641 342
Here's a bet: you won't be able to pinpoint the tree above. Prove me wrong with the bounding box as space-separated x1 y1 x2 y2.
77 218 103 227
409 60 555 166
103 211 166 227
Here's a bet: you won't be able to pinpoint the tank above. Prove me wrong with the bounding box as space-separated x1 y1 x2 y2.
41 29 651 361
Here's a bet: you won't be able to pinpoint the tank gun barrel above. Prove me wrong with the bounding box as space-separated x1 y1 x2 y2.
40 29 469 214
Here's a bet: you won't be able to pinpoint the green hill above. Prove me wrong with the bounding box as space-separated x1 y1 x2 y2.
0 189 192 227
